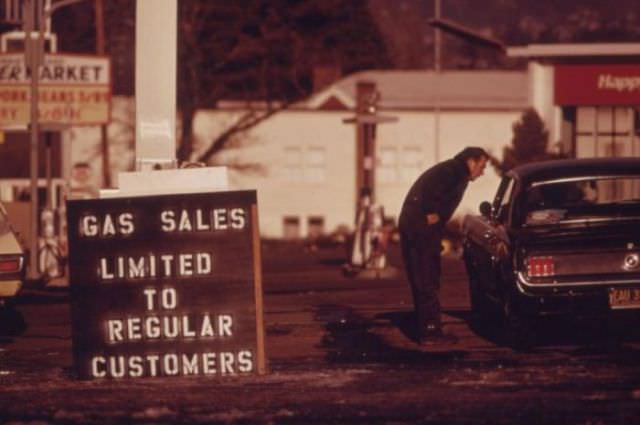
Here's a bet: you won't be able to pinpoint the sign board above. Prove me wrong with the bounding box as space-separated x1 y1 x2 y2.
66 190 266 379
555 64 640 106
0 53 111 127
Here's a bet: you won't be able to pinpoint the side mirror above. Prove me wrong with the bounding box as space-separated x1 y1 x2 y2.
479 201 493 218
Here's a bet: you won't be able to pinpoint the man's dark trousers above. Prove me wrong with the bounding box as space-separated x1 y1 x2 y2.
400 228 442 333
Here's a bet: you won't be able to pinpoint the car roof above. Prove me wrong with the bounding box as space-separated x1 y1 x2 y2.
508 157 640 185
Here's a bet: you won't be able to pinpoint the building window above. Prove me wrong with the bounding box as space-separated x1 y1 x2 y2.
576 106 634 158
378 147 398 183
307 216 325 239
284 146 326 182
283 216 300 239
304 146 326 182
377 145 422 183
284 147 302 181
400 146 422 182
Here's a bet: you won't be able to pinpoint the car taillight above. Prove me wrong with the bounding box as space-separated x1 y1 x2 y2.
0 257 21 273
526 256 555 277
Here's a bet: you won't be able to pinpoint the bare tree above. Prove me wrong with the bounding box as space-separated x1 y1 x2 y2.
176 0 390 165
53 0 390 168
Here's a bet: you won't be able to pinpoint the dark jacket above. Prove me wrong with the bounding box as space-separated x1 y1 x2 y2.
399 157 469 237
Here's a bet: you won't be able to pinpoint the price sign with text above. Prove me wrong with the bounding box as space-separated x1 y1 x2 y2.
66 190 266 379
0 53 111 127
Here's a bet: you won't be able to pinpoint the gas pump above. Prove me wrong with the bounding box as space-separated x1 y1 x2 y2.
342 82 397 278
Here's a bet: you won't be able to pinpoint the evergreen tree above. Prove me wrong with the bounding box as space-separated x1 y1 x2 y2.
496 108 562 174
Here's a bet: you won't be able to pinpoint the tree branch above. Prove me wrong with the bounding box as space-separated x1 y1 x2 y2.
196 101 291 164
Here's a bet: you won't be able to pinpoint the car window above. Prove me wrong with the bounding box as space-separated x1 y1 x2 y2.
0 204 9 235
492 177 514 222
0 203 7 225
524 176 640 225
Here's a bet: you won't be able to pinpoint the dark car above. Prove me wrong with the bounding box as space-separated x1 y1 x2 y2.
462 158 640 347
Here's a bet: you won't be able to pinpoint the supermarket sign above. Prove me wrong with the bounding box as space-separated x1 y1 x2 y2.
0 53 111 127
555 64 640 106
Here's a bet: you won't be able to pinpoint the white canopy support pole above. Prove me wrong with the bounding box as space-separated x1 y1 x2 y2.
103 0 228 198
135 0 177 170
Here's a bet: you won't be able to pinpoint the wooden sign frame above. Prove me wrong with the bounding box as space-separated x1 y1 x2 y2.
66 190 266 379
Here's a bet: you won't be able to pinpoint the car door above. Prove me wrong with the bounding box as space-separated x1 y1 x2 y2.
465 177 514 296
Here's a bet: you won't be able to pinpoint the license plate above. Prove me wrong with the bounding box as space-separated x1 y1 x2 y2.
609 287 640 309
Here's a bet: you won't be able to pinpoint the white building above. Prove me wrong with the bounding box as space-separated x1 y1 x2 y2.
4 42 640 243
54 44 640 238
192 70 528 238
2 69 528 239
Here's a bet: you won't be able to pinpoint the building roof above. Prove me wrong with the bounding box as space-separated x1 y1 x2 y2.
507 43 640 59
307 69 528 111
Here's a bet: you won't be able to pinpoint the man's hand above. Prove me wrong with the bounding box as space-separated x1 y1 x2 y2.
425 213 440 225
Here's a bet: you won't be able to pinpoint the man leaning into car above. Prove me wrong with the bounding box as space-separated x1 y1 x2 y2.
399 147 488 345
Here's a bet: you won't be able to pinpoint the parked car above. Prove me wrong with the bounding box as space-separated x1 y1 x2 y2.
0 201 25 306
462 158 640 347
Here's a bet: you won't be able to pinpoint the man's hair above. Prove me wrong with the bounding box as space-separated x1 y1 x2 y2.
454 147 488 162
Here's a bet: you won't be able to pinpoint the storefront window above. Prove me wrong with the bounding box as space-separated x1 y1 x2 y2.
399 146 423 182
575 106 634 158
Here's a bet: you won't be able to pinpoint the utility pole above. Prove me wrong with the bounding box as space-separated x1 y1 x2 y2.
95 0 110 187
427 7 507 165
24 0 44 280
433 0 441 163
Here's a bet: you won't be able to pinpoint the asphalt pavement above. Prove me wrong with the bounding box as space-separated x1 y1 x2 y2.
1 240 640 424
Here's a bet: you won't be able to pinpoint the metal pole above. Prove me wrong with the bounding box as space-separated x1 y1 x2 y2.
25 0 42 280
434 0 441 73
433 0 441 163
45 131 52 209
95 0 110 187
135 0 178 170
